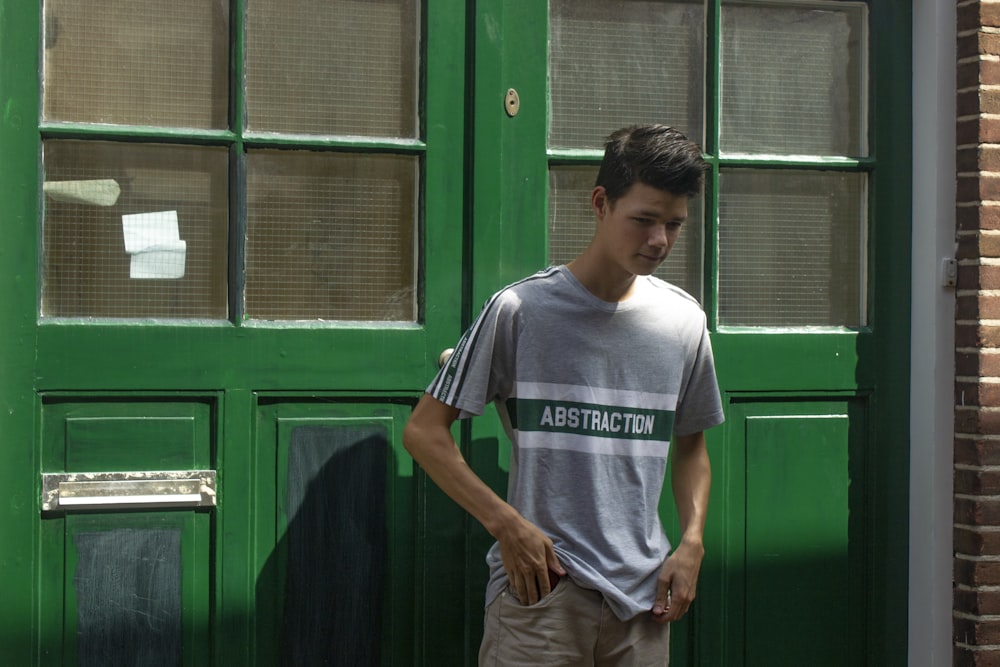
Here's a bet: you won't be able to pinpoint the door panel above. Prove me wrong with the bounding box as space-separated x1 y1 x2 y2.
734 399 866 667
38 398 214 666
40 512 212 667
254 400 418 665
0 0 910 664
16 0 468 663
467 0 909 664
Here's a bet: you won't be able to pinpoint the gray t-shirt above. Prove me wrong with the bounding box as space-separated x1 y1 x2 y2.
428 265 724 620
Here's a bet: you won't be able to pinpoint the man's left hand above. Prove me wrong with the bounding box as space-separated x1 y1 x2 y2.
651 539 705 624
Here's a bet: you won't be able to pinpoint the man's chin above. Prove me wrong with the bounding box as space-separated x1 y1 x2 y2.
633 257 666 275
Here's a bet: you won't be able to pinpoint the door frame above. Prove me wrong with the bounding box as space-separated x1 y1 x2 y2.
909 0 956 664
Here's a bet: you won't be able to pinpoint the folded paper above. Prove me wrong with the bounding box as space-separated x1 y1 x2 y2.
44 179 121 206
122 210 186 279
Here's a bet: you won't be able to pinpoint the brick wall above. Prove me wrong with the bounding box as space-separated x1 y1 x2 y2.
957 2 1000 665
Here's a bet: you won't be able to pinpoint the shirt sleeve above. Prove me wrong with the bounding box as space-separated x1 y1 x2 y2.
426 289 517 419
672 317 725 437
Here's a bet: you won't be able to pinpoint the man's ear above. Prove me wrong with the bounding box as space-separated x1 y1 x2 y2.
591 186 609 221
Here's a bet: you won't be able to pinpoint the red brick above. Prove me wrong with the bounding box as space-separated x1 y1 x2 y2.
958 234 1000 261
957 409 1000 435
961 147 981 173
956 497 1000 527
986 176 1000 201
956 351 1000 377
959 118 1000 145
958 294 1000 319
957 381 983 406
955 145 1000 173
956 587 1000 615
960 3 983 33
957 527 1000 558
980 146 1000 171
956 29 1000 59
985 3 1000 29
959 32 999 60
987 60 1000 88
962 60 984 90
961 91 985 118
957 325 1000 348
957 59 1000 89
956 558 1000 586
958 206 1000 232
958 175 1000 202
959 381 1000 407
954 645 1000 667
956 439 1000 467
958 265 1000 290
957 467 1000 494
984 235 1000 258
955 615 1000 646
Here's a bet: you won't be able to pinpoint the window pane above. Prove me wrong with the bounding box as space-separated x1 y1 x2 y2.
548 0 704 149
43 0 229 128
42 141 229 319
718 170 866 327
73 529 182 667
246 151 418 321
246 0 420 137
282 424 388 663
548 166 703 301
720 0 868 156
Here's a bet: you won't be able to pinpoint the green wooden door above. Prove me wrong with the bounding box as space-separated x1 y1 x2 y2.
462 0 912 665
0 0 911 665
0 0 473 664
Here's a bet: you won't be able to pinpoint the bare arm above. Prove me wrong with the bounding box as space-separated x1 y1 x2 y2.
402 393 564 604
652 430 711 623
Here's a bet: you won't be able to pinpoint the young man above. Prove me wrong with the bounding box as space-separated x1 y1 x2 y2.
403 125 724 665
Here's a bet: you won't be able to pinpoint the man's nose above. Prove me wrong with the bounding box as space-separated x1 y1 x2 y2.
649 224 668 248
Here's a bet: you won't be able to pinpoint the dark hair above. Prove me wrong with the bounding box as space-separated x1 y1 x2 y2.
595 125 708 201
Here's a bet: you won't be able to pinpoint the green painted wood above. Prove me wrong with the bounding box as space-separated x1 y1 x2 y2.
41 398 214 471
39 400 213 666
254 400 421 666
0 0 911 664
703 397 867 667
465 2 911 666
5 0 470 664
0 0 40 663
866 0 913 663
35 325 444 391
52 512 212 667
463 1 550 661
744 411 851 665
469 0 549 310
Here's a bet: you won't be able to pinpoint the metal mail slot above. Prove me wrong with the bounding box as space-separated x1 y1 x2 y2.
41 470 217 512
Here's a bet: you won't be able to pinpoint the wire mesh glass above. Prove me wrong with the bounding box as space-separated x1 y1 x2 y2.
245 0 420 137
548 0 705 149
245 150 418 321
41 141 229 319
720 0 868 156
42 0 229 128
718 169 866 327
548 166 704 302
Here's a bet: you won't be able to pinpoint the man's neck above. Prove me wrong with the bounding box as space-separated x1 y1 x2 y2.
566 251 638 303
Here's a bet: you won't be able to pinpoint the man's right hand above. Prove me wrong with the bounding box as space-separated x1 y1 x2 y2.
494 512 565 605
403 394 565 605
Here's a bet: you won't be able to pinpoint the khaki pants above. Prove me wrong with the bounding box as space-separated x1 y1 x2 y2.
479 576 670 666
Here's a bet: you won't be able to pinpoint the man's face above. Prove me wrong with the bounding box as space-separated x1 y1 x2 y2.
590 182 689 277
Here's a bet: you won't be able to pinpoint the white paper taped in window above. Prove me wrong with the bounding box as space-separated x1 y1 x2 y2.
122 210 186 279
43 179 121 206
